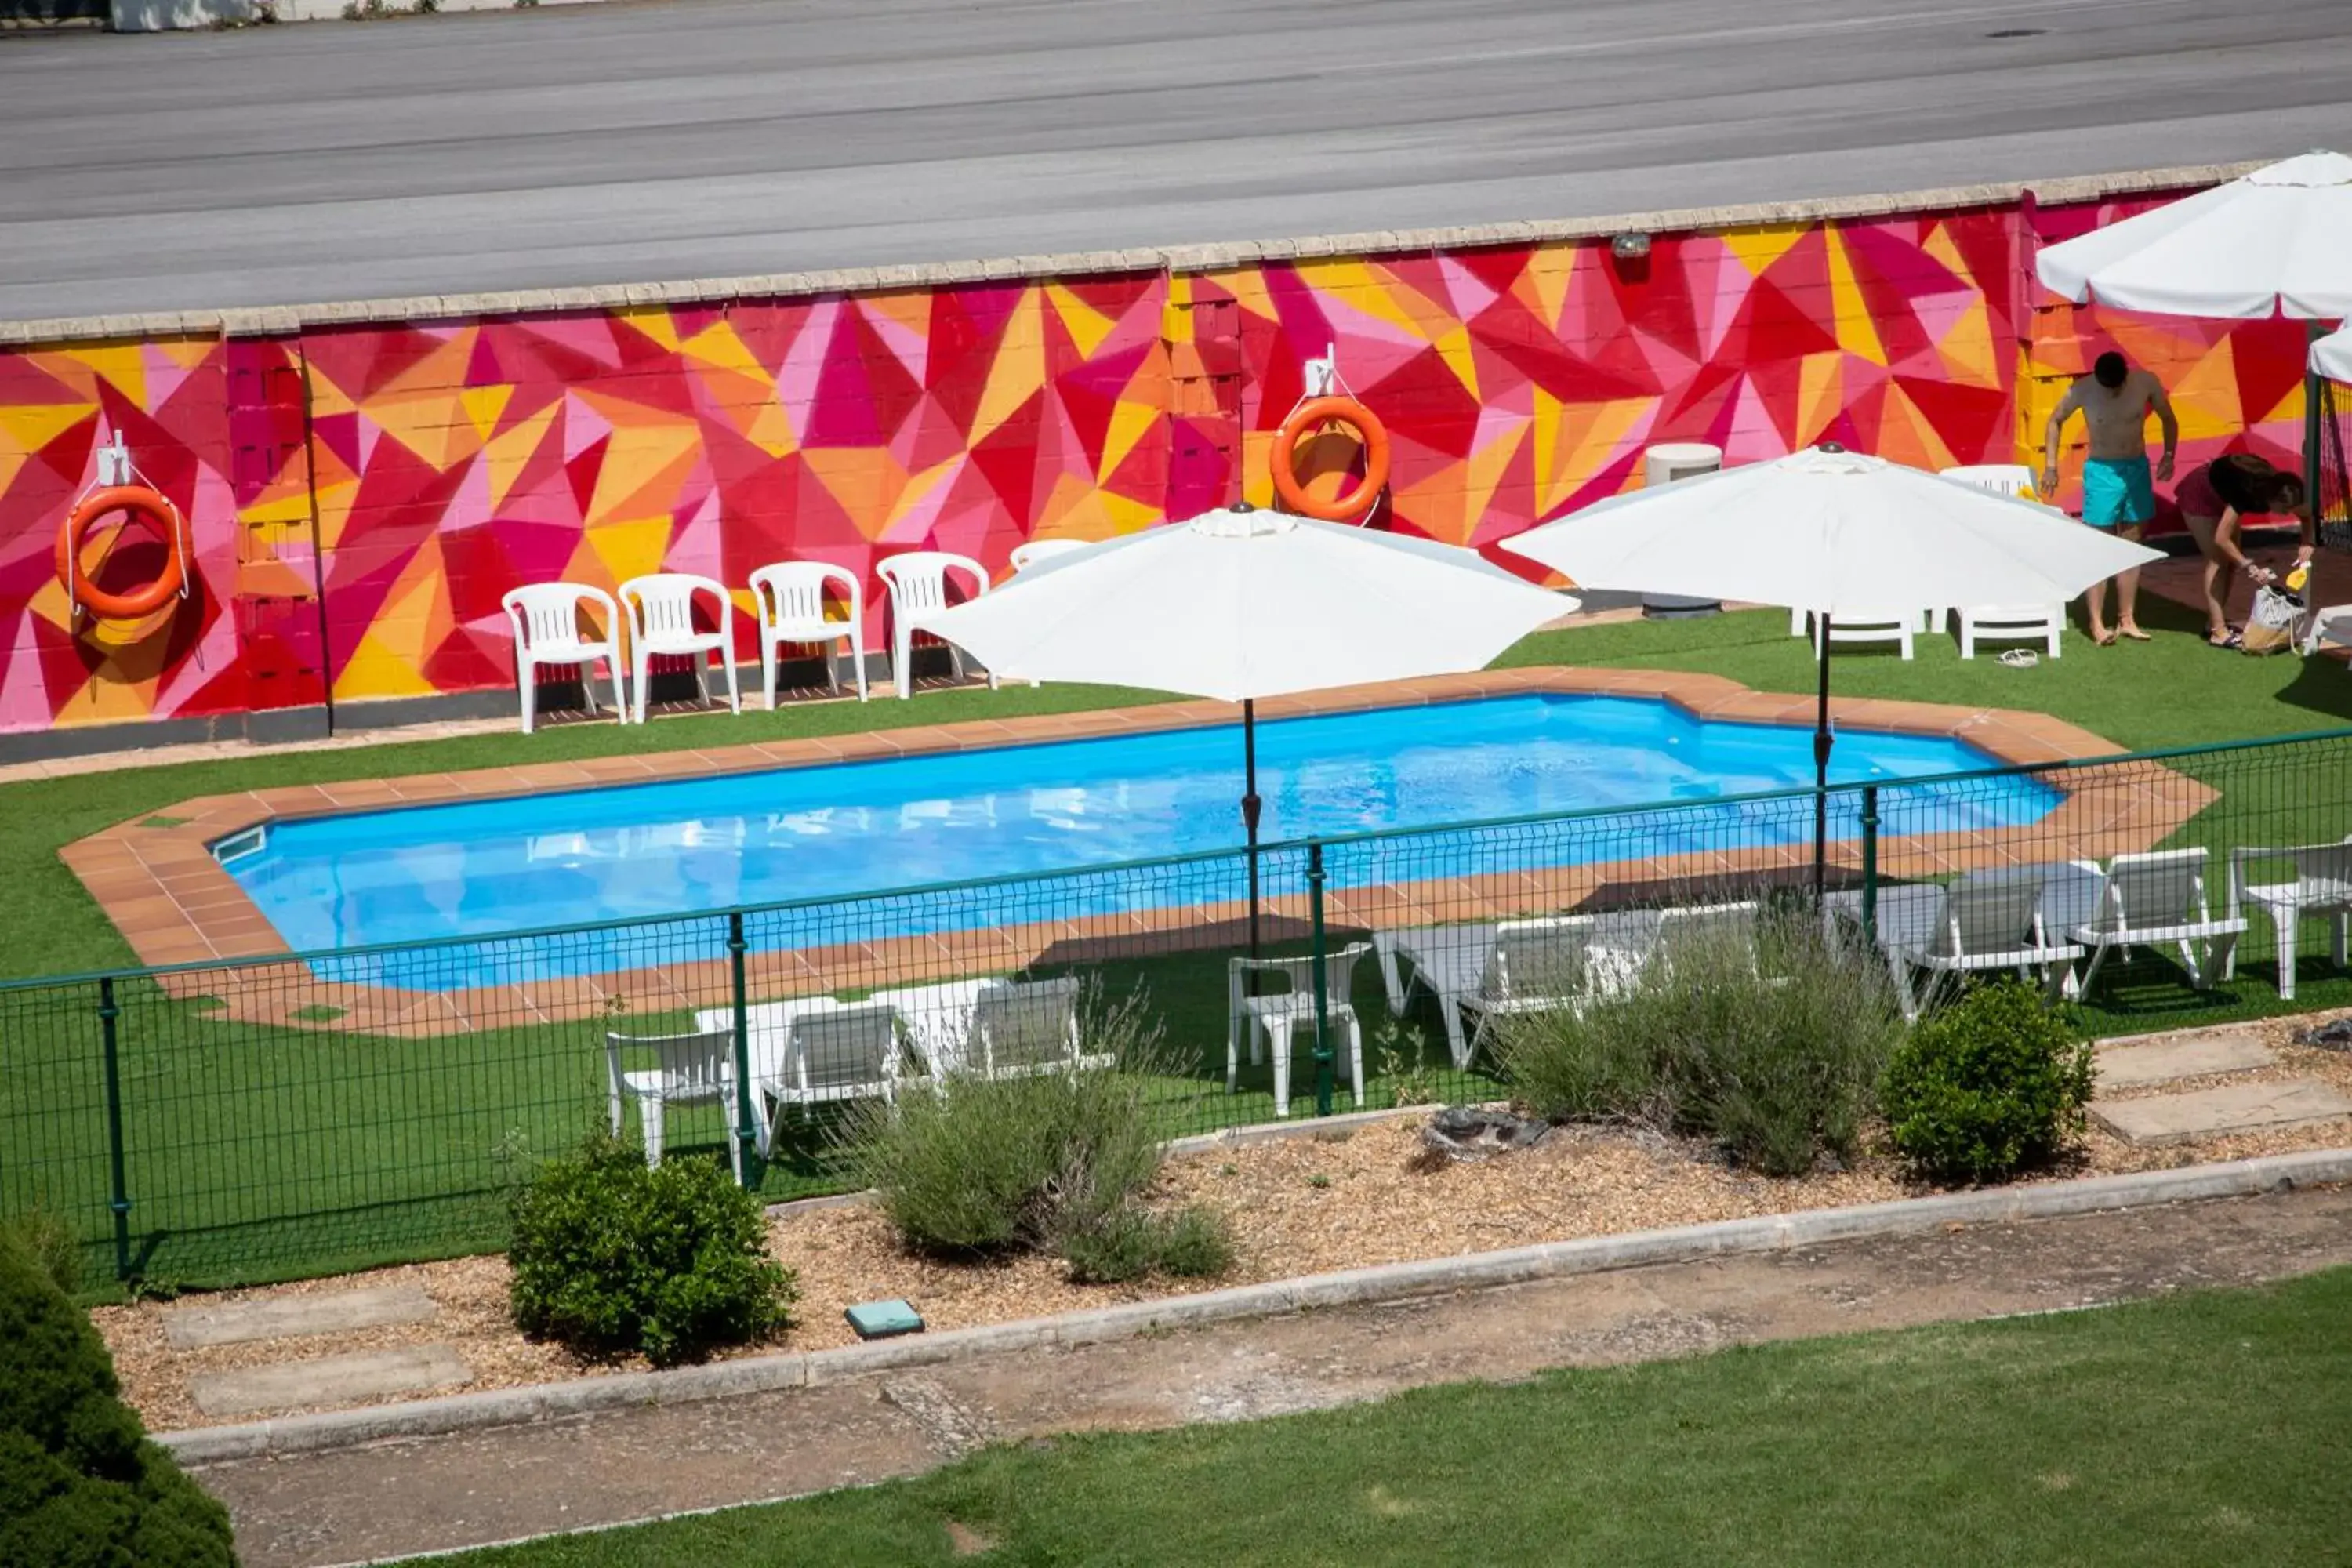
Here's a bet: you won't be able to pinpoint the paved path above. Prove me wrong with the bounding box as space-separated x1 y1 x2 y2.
3 0 2351 319
193 1183 2352 1567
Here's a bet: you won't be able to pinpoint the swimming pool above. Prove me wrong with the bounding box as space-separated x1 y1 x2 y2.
223 695 2062 988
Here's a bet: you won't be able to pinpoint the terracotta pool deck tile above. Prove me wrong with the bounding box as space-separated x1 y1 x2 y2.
245 785 338 818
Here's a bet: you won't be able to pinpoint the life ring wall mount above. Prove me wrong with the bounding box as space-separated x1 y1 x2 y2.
1268 348 1390 523
54 448 194 626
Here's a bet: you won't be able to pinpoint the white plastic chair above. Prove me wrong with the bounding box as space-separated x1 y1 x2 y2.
502 583 627 735
1008 539 1088 574
2067 848 2248 996
748 561 866 706
877 551 995 699
1885 871 2084 1021
1227 944 1371 1117
619 573 741 724
604 1028 742 1178
2229 840 2352 1001
1800 608 1926 659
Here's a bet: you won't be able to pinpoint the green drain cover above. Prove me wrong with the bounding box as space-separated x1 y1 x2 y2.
845 1299 924 1340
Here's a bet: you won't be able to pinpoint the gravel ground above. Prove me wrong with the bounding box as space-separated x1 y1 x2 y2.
96 1014 2352 1434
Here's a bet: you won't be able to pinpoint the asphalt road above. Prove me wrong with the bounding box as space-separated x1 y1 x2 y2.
3 0 2350 321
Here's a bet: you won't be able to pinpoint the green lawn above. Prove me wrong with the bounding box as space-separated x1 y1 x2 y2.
5 608 2350 1290
434 1265 2352 1568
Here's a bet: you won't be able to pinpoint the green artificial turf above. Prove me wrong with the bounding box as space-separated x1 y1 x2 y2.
439 1265 2352 1568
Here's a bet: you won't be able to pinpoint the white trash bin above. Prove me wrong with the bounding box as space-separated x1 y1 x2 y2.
1639 443 1723 618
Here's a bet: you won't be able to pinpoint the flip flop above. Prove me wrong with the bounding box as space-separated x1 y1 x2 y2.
2117 626 2151 641
2209 627 2244 650
2094 630 2118 647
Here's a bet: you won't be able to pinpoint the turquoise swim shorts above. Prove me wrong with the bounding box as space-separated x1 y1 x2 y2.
2081 456 2154 528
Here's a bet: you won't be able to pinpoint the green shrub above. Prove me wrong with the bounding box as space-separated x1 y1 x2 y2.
1494 907 1904 1175
1 1207 82 1299
1882 981 2096 1185
0 1236 235 1568
508 1132 795 1367
846 987 1229 1279
1061 1204 1236 1285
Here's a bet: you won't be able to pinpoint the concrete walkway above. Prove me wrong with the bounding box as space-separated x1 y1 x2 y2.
195 1184 2352 1568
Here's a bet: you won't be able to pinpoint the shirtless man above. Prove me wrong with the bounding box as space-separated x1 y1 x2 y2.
2041 350 2177 644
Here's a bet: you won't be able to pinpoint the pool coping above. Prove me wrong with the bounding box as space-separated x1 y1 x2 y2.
58 666 2190 1031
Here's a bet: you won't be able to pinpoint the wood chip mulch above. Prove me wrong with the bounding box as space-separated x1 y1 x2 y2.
95 1012 2352 1433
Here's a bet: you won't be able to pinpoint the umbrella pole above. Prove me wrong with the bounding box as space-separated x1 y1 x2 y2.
2306 325 2325 548
1812 615 1832 902
1242 699 1262 960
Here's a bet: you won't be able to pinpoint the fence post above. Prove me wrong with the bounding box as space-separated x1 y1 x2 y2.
726 912 760 1188
1306 843 1334 1117
96 977 132 1283
1859 785 1880 950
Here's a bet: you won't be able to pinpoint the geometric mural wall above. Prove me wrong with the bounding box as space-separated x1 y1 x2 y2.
0 185 2317 737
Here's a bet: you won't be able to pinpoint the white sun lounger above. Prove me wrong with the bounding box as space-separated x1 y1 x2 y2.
1882 871 2085 1021
2067 848 2247 996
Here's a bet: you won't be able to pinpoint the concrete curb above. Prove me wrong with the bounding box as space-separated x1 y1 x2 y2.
160 1145 2352 1468
0 160 2263 346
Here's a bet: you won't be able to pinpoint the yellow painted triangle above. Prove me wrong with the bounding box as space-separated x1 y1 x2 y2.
1433 325 1481 402
2165 338 2244 441
1542 396 1653 511
1102 491 1161 533
237 489 315 528
69 345 147 405
1919 220 1971 282
368 389 483 472
1047 283 1118 361
739 400 797 459
1098 397 1160 481
333 549 446 699
154 337 216 371
0 401 93 457
1036 471 1109 535
1240 430 1277 509
970 289 1046 446
1880 385 1957 470
583 515 676 584
1460 421 1526 534
617 307 681 353
333 628 438 700
308 369 357 420
681 318 764 376
1512 246 1573 335
485 402 561 510
1722 223 1808 277
1530 386 1565 511
1214 267 1276 323
1796 353 1846 446
586 427 704 529
1161 274 1194 343
1934 298 2001 390
1824 231 1886 367
2256 371 2309 426
802 447 904 539
374 331 476 401
459 385 514 441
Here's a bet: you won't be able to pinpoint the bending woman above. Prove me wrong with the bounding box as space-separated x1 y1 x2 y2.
2175 453 2315 647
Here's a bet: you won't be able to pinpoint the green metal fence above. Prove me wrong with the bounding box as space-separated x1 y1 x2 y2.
3 728 2349 1291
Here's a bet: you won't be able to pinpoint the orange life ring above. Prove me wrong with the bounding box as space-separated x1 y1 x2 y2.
55 485 191 622
1270 395 1390 521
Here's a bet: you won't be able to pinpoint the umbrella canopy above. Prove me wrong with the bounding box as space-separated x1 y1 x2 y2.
2034 151 2352 318
2314 324 2352 383
931 506 1569 700
1501 445 2161 895
926 504 1573 949
1499 446 2159 613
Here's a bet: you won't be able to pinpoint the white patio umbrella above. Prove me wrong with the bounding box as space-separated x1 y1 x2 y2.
2313 324 2352 384
923 503 1574 952
1500 445 2161 895
2036 150 2352 532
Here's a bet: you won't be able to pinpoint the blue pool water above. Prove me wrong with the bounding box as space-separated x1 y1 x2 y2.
224 695 2061 989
